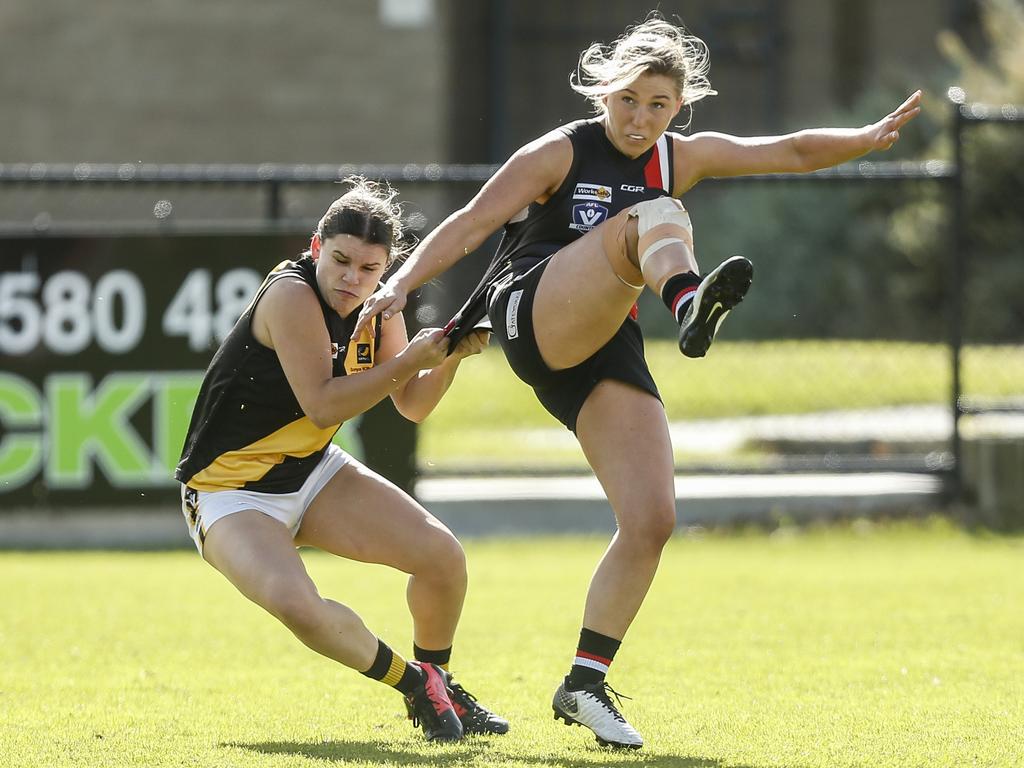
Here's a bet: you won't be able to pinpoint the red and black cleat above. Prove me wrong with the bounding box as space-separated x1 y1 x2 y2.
404 663 463 742
447 677 510 735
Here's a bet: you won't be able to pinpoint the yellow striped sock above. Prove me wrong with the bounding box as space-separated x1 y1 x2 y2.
381 650 409 688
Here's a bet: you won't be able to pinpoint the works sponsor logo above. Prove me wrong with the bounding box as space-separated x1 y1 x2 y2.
572 183 612 202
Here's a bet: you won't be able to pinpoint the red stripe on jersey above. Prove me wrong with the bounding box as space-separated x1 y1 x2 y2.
575 649 613 665
629 302 639 321
644 142 663 189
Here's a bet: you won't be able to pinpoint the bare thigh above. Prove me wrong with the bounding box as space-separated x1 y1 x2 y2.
295 461 459 574
533 213 641 371
576 380 676 529
203 510 319 609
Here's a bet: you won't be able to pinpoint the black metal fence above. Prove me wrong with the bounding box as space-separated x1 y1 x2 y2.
1 96 1021 509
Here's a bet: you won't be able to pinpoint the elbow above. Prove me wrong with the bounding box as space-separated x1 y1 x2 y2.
303 398 341 430
394 401 428 424
307 410 337 430
391 393 430 424
789 136 819 173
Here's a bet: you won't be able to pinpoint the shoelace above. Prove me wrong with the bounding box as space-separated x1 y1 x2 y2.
407 677 449 728
449 683 477 709
409 695 444 729
587 681 633 723
449 683 492 727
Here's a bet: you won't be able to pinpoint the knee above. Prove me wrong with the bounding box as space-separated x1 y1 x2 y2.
620 500 676 551
262 582 326 635
628 197 694 274
603 209 641 275
416 525 467 588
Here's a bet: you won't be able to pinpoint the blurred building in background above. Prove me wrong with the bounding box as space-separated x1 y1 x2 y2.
0 0 982 312
2 0 975 165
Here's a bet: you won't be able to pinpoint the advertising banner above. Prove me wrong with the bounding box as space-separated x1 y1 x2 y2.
0 234 415 510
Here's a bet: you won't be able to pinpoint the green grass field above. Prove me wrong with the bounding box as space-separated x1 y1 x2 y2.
3 519 1022 767
419 341 1024 471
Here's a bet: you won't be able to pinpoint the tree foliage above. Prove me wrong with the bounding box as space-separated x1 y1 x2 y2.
892 0 1024 342
667 0 1024 343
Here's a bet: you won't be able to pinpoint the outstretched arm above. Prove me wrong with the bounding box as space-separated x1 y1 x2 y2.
674 90 922 193
351 132 573 338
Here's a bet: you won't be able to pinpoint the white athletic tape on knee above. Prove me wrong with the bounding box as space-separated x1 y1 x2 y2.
639 237 687 271
629 198 693 272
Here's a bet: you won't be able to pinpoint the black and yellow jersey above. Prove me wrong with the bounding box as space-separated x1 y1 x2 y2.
175 255 381 493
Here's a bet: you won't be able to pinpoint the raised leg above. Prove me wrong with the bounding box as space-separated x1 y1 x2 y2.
533 203 699 371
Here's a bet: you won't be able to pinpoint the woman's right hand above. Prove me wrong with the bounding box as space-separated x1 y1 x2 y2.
352 281 408 340
397 327 449 371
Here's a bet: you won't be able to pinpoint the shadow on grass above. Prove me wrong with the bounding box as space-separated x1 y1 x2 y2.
228 738 764 767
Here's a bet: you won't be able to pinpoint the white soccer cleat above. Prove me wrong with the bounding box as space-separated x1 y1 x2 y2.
552 679 643 749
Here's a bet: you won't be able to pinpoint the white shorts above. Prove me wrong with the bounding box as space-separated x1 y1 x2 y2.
180 443 353 555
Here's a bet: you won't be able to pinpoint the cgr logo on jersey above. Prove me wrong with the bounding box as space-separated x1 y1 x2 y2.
570 202 609 232
573 183 613 202
621 184 645 192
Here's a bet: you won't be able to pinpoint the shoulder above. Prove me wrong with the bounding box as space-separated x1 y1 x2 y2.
514 126 573 163
264 273 316 303
258 274 320 326
250 273 320 349
670 131 734 193
493 127 574 197
669 131 701 157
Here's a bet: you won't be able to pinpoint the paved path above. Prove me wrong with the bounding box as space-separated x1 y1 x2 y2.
1 472 944 549
418 472 944 536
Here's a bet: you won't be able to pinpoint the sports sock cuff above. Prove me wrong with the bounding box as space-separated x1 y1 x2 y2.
660 272 701 321
413 644 452 670
577 627 621 664
363 638 395 681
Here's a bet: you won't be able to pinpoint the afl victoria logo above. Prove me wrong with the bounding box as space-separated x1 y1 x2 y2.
570 202 609 232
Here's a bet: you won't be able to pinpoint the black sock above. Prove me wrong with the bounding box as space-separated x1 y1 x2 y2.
660 271 701 323
566 628 621 690
413 643 452 672
361 638 423 695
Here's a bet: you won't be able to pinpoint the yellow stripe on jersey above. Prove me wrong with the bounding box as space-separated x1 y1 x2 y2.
188 415 339 491
382 651 409 687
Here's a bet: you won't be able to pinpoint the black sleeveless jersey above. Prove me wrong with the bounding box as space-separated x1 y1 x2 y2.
442 119 679 344
490 118 678 283
175 256 381 494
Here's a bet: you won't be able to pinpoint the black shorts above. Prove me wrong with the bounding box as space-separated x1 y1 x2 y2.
486 257 661 432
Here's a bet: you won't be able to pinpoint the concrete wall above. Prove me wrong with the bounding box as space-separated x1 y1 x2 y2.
0 0 448 163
